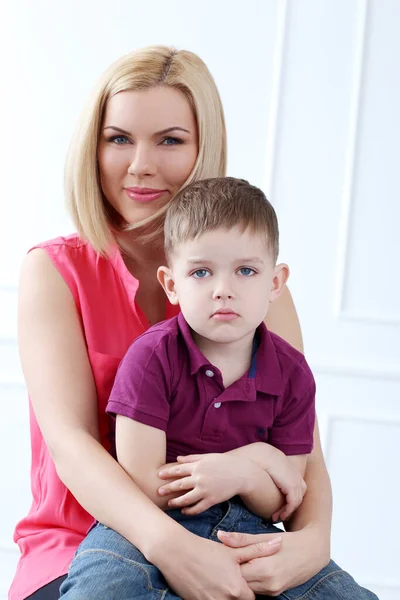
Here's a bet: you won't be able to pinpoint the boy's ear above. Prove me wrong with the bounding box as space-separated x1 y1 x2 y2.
157 266 179 305
269 263 290 303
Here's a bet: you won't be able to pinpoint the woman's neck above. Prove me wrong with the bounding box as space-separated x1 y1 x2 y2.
116 231 166 273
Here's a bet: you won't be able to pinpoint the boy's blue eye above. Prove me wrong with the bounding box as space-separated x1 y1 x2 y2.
238 267 255 276
192 269 210 279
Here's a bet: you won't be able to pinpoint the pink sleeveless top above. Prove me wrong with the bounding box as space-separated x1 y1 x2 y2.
9 234 180 600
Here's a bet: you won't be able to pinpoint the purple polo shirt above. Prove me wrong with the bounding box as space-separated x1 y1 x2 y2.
106 313 315 463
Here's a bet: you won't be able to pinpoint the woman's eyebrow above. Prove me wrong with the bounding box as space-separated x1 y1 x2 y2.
103 125 191 136
155 126 191 135
103 125 130 134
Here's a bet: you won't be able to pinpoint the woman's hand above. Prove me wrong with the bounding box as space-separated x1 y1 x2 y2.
158 453 252 515
153 531 282 600
219 527 329 596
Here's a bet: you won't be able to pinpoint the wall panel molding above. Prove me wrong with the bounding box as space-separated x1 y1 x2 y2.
334 0 377 322
312 362 400 381
263 0 288 200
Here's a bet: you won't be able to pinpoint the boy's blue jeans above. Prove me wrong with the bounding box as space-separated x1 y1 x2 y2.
59 499 378 599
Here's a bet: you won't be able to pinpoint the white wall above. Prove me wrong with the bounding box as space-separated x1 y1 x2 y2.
1 1 399 598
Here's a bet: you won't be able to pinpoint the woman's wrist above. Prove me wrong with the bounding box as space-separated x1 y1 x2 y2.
295 523 331 566
142 515 190 566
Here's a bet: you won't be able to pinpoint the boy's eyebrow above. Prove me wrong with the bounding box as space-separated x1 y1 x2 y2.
186 257 265 265
103 125 190 135
186 259 211 265
237 257 265 264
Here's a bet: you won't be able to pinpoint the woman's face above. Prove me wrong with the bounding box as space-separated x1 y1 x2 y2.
98 86 198 226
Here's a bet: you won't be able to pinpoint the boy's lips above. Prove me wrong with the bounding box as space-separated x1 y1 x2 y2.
211 309 239 321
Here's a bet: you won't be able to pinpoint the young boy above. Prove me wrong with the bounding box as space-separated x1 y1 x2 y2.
60 177 316 598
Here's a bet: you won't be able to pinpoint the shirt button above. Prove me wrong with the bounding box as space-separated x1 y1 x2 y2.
205 369 214 377
214 402 222 408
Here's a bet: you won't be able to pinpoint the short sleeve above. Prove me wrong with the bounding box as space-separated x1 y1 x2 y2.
106 331 172 431
268 357 316 455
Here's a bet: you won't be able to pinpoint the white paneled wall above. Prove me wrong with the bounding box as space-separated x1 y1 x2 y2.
1 1 398 598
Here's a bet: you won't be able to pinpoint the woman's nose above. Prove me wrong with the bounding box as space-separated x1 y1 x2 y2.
127 144 156 177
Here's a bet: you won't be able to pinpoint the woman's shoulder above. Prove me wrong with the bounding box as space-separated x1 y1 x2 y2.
30 233 93 255
28 233 107 277
24 233 114 307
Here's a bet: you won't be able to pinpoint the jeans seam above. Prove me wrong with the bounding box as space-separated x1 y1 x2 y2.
74 549 168 594
210 501 234 536
281 569 345 600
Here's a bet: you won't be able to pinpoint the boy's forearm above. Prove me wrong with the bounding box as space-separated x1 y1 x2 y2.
226 441 284 472
131 467 182 510
238 458 284 519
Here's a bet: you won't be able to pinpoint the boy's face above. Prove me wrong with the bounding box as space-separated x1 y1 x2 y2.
158 226 289 345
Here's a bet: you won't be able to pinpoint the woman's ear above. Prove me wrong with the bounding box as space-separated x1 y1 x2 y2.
157 266 179 305
269 263 290 303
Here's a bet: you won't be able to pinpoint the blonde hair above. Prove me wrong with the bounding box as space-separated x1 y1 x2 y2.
65 46 227 254
164 177 279 263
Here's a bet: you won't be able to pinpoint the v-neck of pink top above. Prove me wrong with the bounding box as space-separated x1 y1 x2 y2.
9 233 179 600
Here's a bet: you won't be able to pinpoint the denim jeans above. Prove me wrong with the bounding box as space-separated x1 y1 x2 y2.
59 500 378 599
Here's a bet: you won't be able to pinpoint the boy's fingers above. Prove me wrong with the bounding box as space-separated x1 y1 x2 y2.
272 510 281 523
158 476 194 495
181 499 209 515
168 488 202 508
158 463 193 478
177 454 202 463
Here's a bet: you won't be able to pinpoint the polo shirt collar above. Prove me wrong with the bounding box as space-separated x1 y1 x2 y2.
177 312 213 375
252 323 283 396
177 312 284 396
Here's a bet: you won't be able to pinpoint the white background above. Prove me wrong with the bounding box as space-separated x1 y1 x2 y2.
0 1 399 598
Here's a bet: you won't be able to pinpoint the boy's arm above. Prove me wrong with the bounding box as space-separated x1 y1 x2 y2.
226 443 307 521
116 415 180 510
159 451 285 519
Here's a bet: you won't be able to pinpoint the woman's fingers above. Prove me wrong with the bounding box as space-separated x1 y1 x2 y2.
227 536 282 564
158 463 193 479
158 476 195 496
218 530 283 550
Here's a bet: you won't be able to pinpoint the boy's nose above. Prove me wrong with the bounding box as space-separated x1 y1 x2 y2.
212 280 235 300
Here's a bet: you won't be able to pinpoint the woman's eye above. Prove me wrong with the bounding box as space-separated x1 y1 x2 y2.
162 136 183 146
192 269 211 279
109 135 130 145
237 267 256 277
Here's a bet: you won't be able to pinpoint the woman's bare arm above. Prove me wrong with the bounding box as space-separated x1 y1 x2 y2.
265 284 331 557
265 285 304 352
18 249 179 557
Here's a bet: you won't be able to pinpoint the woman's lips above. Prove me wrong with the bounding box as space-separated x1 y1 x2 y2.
124 187 168 203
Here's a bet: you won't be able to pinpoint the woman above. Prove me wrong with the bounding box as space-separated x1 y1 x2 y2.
10 46 377 600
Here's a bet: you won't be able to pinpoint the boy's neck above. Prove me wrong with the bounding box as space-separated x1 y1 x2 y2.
192 330 256 388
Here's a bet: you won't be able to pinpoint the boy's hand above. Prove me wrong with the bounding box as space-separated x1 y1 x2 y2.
264 452 307 522
158 453 252 515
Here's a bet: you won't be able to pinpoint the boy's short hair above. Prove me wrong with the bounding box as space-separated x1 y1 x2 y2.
164 177 279 262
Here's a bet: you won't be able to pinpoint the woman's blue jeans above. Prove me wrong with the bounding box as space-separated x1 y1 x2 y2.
59 500 379 599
